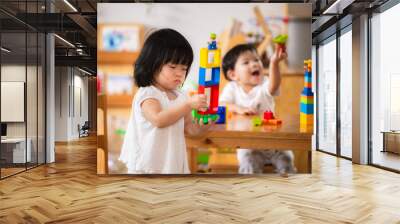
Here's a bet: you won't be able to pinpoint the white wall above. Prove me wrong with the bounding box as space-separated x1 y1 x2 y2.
98 3 311 87
55 66 69 141
1 65 29 138
1 64 46 164
54 67 89 141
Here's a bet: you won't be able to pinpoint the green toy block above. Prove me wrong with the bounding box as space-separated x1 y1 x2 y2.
251 116 263 126
273 34 288 44
210 33 216 40
192 109 219 125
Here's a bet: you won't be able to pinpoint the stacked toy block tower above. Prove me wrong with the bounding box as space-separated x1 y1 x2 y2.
300 59 314 129
192 33 222 124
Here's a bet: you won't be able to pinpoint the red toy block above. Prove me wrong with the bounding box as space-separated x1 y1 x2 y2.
209 85 219 114
197 85 219 115
263 111 274 120
198 85 205 94
197 85 207 115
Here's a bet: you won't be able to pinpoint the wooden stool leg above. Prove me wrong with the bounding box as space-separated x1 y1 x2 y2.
292 150 311 173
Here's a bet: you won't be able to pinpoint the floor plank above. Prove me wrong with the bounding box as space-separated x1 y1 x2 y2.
1 136 400 223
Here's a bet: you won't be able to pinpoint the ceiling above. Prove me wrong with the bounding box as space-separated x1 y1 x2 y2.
0 0 392 74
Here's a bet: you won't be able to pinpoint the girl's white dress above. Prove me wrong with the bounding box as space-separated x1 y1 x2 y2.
119 85 190 174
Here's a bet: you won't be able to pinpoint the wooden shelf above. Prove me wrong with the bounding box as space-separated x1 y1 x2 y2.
97 51 140 64
97 23 144 64
106 94 133 108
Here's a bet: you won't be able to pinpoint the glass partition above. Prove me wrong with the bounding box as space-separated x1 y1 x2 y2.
317 35 337 155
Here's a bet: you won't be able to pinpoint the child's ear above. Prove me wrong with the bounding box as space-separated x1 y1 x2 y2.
227 69 236 81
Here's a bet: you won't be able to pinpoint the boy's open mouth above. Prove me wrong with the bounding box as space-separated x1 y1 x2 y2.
251 70 260 76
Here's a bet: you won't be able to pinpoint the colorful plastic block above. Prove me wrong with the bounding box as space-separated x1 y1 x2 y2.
252 116 263 126
192 110 218 125
300 59 314 128
304 59 312 71
273 34 288 44
193 33 222 125
304 75 312 83
209 85 219 114
197 152 210 164
300 125 313 133
300 113 313 125
197 85 219 115
200 48 221 68
216 106 226 124
199 67 220 86
300 104 314 114
264 119 282 125
208 33 217 50
300 95 314 104
273 34 288 53
263 111 274 120
301 88 314 96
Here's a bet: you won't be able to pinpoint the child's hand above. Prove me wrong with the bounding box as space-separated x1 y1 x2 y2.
198 117 217 127
187 94 208 111
270 46 287 64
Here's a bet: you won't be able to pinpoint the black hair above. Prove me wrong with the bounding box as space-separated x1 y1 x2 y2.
134 28 194 87
222 44 257 81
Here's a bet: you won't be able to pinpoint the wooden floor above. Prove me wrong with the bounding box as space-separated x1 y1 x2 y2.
1 136 400 223
372 150 400 171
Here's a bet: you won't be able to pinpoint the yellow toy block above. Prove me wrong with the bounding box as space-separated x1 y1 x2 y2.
304 59 312 72
200 48 221 68
300 125 313 133
300 113 313 125
300 95 314 104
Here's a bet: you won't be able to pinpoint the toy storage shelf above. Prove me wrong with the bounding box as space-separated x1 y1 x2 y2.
98 51 140 64
97 94 108 174
97 23 144 174
107 95 133 108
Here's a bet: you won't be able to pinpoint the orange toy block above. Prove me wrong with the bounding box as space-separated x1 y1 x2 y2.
264 118 282 125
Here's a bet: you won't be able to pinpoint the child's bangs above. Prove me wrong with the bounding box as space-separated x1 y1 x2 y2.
162 46 193 67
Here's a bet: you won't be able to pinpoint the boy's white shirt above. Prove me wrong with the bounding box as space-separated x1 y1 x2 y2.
220 76 280 165
119 85 190 174
219 76 278 114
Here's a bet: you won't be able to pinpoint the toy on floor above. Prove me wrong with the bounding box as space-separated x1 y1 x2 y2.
192 33 223 125
197 151 211 173
273 34 288 53
300 59 314 131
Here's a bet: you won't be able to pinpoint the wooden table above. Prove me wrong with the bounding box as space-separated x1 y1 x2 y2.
186 115 313 173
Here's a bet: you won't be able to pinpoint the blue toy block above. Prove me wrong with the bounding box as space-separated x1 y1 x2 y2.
300 103 314 114
301 87 314 96
304 76 312 83
199 68 207 85
304 71 312 77
207 68 220 85
199 67 220 86
216 106 226 124
208 41 217 50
